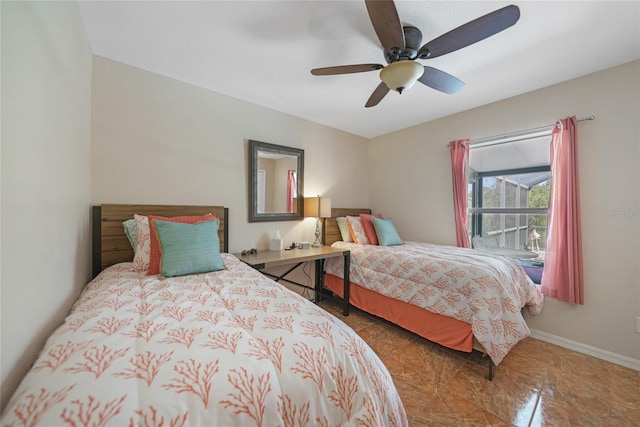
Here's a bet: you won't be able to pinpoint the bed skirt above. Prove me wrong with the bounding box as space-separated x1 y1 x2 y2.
324 273 474 353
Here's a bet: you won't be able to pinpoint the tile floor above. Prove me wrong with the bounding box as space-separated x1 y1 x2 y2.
319 300 640 427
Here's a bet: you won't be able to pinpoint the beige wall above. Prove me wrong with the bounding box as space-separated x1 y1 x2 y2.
91 55 370 253
369 60 640 363
1 1 93 409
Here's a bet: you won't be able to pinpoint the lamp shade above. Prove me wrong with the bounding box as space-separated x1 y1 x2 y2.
304 196 332 218
380 60 424 93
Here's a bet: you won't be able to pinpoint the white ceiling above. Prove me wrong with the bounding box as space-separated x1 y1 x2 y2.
77 1 640 139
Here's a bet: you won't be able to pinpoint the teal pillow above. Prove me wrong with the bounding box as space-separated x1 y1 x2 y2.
123 218 137 249
154 219 224 278
372 217 403 246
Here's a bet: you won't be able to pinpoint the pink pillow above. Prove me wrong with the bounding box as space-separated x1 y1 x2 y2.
147 214 216 275
360 213 383 245
346 216 369 245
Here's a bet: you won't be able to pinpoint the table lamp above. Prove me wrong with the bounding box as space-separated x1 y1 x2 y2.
304 195 332 248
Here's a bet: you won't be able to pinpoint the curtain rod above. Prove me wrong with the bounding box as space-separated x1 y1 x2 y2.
448 115 596 148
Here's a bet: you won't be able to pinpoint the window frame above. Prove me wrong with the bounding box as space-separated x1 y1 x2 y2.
469 165 551 244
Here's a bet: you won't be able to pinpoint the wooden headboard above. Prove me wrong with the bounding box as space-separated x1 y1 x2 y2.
323 208 371 246
92 204 229 277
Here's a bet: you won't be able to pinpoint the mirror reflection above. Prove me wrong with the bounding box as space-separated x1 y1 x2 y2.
256 151 297 214
248 140 304 222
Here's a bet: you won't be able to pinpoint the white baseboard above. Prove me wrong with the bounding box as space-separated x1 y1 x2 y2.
529 329 640 372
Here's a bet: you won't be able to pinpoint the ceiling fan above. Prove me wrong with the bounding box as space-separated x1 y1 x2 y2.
311 1 520 107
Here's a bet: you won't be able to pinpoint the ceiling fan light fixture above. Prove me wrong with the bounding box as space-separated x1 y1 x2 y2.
380 60 424 93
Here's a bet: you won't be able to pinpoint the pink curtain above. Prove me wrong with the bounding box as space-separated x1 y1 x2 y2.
286 170 296 213
541 116 584 304
450 139 471 248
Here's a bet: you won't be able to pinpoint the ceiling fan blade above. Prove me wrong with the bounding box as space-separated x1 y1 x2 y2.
365 82 390 108
365 0 405 54
311 64 384 76
418 66 465 94
418 5 520 59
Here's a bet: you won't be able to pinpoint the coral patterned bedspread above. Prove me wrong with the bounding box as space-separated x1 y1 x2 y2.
325 242 544 365
2 254 407 427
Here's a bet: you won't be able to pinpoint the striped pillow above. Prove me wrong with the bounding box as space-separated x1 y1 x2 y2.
335 217 353 243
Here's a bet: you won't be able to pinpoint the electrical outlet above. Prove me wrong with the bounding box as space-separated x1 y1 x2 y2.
636 316 640 334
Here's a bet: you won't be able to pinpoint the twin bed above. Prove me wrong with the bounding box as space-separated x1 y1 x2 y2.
321 208 544 379
2 205 407 427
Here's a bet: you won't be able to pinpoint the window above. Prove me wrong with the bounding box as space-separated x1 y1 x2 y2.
469 168 550 255
468 133 551 282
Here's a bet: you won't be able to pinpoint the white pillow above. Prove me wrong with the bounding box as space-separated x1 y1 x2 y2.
335 217 353 243
132 214 151 271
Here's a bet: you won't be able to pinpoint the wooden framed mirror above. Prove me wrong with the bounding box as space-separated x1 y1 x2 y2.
248 140 304 222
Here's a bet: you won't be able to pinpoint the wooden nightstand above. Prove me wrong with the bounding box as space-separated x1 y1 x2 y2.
234 246 351 315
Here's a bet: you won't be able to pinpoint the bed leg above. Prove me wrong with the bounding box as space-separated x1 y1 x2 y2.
488 359 495 381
